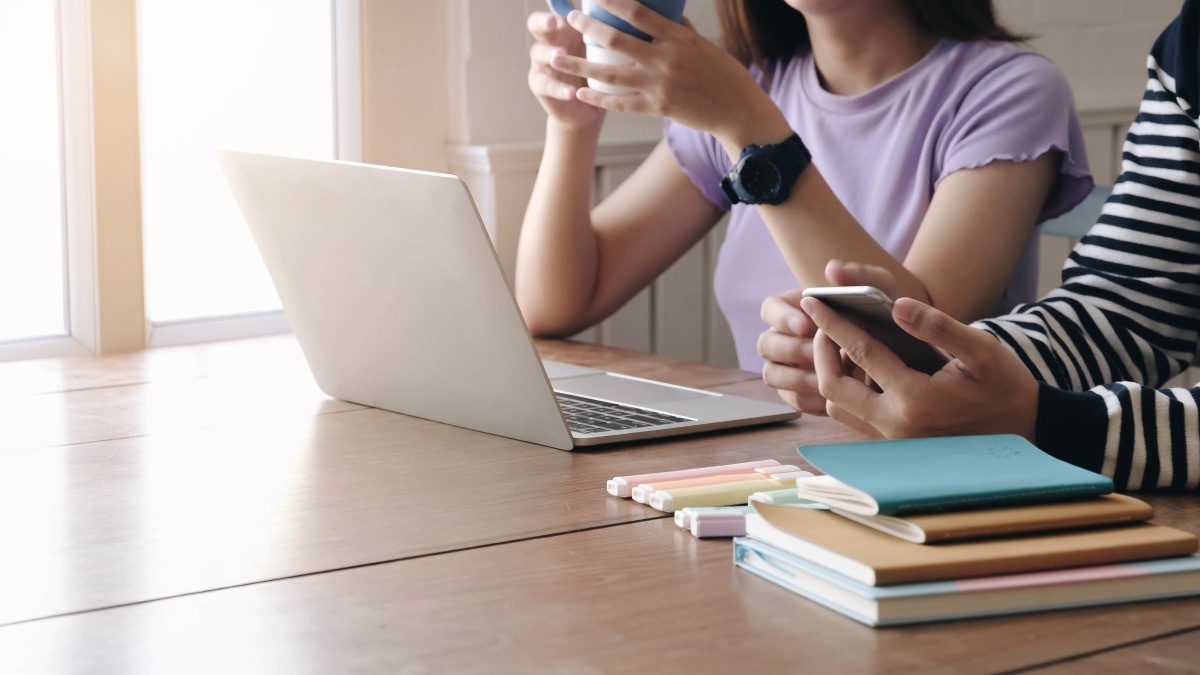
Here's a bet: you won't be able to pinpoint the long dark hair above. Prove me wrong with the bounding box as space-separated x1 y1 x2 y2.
718 0 1027 69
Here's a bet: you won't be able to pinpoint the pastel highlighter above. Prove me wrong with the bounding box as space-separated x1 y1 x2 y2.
631 465 803 503
606 459 782 498
648 470 813 512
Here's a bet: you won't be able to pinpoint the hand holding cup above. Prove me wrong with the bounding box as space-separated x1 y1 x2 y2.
546 0 686 95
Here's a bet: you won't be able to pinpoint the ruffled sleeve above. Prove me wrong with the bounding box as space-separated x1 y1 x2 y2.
936 51 1095 222
662 118 734 210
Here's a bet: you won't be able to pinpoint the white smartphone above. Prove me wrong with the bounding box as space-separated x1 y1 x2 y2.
801 286 949 375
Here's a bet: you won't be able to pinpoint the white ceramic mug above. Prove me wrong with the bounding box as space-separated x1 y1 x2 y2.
546 0 686 94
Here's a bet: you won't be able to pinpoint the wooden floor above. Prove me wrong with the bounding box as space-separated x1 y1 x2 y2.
2 334 1198 673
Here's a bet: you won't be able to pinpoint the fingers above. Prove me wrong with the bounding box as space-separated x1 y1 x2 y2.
802 297 913 392
790 391 831 416
576 87 651 113
591 0 681 41
529 44 579 101
531 42 564 68
811 328 886 423
548 51 647 101
826 401 885 439
758 316 825 416
758 308 826 417
758 330 814 391
774 387 825 417
528 11 589 101
527 10 556 38
891 298 984 365
759 347 814 391
528 11 581 48
538 10 650 108
760 289 814 336
757 329 813 368
824 259 899 299
762 360 827 416
566 9 654 62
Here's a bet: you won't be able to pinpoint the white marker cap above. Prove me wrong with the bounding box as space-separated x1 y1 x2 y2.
648 491 674 512
607 478 630 498
755 464 800 474
766 470 814 481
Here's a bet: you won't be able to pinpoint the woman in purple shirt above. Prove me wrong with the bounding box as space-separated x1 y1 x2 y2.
517 0 1091 371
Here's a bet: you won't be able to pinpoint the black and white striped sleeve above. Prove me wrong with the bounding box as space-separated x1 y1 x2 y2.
974 3 1200 491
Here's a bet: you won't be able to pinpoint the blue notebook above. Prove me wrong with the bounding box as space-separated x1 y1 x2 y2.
734 537 1200 628
796 434 1114 516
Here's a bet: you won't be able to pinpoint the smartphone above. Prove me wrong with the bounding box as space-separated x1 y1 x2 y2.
801 286 949 375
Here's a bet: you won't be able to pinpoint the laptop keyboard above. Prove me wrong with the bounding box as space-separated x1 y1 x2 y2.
555 392 692 435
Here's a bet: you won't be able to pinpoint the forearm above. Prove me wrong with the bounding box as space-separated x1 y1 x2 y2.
711 101 933 308
516 121 604 335
1037 382 1200 491
758 167 933 305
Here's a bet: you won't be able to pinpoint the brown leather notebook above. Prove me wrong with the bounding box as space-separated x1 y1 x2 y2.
831 493 1154 543
747 503 1198 586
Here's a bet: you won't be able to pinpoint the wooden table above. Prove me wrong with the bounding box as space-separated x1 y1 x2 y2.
1 335 1197 673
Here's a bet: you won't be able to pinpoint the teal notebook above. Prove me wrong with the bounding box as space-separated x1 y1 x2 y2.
796 434 1114 516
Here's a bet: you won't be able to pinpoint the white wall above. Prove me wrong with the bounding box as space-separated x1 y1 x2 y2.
997 0 1183 111
359 0 450 172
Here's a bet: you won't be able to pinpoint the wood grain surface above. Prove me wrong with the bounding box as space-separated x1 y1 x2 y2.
2 334 1196 674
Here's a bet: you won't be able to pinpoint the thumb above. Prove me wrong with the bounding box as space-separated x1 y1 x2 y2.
892 298 988 364
825 260 898 299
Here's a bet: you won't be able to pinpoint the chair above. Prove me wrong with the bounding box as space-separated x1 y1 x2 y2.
1040 185 1112 239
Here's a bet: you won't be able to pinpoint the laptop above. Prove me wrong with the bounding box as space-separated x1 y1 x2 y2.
217 151 799 450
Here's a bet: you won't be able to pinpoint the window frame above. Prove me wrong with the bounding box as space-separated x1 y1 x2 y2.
0 0 362 360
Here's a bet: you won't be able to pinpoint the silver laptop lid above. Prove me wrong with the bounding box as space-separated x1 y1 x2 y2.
218 151 575 450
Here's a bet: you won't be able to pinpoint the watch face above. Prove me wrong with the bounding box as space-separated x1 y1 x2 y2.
739 156 781 197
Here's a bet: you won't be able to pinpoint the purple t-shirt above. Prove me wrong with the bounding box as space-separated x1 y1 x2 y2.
664 40 1093 371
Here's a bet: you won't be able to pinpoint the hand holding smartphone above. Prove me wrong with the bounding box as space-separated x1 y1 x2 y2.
800 286 949 375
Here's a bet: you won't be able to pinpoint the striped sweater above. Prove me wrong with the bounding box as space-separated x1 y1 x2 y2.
978 2 1200 491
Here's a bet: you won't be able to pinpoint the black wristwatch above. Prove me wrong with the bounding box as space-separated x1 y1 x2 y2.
720 133 811 206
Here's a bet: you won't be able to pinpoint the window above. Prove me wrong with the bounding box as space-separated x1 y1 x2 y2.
0 1 358 360
0 2 65 342
139 0 337 329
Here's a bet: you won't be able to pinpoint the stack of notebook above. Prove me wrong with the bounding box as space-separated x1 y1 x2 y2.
733 434 1200 627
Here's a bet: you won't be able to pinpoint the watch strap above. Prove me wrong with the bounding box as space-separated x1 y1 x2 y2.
722 132 811 206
